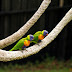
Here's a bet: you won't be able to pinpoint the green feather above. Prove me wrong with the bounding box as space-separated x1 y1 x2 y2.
34 31 42 35
9 35 31 51
9 38 26 51
31 31 42 44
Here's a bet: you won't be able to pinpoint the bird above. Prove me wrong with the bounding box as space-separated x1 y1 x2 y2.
9 34 34 51
31 30 48 44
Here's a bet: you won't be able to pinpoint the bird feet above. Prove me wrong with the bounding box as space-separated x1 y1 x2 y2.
37 43 40 46
23 48 28 51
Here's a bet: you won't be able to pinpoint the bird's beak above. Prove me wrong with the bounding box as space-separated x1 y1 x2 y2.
46 34 48 36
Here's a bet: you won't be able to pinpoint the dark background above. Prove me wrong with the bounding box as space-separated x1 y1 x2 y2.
0 0 72 63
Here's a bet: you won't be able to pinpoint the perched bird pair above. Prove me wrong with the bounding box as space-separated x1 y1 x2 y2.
9 30 48 51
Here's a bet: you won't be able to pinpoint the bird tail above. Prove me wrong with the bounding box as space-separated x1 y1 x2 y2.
9 48 14 51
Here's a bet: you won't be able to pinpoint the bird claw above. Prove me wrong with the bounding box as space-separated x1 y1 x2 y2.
21 48 28 53
37 43 40 46
24 48 28 51
37 40 41 46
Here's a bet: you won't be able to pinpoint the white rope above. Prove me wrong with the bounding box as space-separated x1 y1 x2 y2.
0 0 51 49
0 8 72 61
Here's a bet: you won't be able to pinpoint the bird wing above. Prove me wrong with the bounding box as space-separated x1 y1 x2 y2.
34 31 42 35
9 38 26 51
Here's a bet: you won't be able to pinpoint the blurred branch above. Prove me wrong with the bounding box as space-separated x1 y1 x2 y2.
0 8 72 61
59 0 64 7
0 0 51 49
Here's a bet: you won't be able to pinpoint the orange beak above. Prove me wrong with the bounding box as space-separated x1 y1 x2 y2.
38 34 44 40
46 34 48 36
24 40 30 46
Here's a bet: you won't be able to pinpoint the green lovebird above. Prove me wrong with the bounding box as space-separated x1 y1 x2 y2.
31 30 48 44
9 34 34 51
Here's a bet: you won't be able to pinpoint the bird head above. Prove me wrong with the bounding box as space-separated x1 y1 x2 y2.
27 34 34 41
42 30 48 37
24 40 30 46
38 34 44 40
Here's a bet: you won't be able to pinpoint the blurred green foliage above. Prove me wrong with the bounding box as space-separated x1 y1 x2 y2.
0 55 72 72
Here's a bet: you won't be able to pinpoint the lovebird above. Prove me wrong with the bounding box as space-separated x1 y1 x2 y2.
31 30 48 44
9 34 34 51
